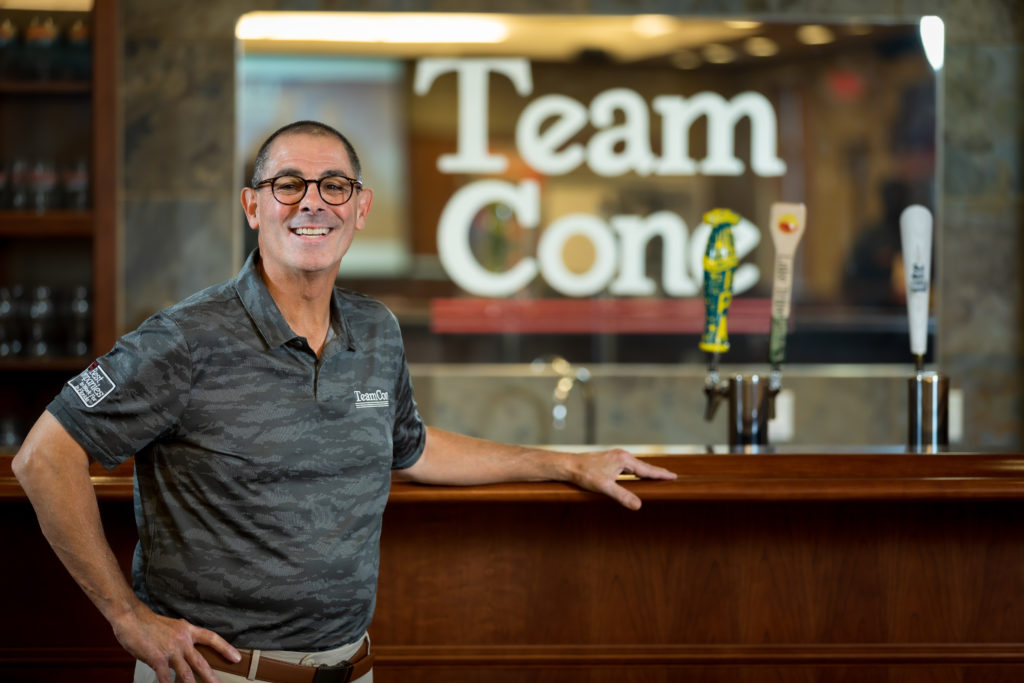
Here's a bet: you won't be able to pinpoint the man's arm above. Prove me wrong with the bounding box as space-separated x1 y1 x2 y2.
394 426 677 510
12 411 239 683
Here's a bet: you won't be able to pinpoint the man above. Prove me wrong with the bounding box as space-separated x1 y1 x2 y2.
13 121 676 683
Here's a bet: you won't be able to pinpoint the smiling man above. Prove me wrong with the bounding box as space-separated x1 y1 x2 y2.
13 121 676 683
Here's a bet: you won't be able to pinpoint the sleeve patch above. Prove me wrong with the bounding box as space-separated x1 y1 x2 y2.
67 361 117 408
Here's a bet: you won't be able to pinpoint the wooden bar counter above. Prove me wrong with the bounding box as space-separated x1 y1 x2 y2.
2 449 1023 682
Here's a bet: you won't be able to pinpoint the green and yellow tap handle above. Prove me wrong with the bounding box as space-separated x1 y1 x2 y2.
700 208 740 420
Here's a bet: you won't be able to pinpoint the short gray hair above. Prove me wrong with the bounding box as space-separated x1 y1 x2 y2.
250 120 362 188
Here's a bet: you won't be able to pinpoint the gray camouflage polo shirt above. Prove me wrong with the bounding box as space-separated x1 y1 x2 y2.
48 249 426 650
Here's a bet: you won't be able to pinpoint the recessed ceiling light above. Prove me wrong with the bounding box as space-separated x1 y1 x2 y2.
744 36 779 57
702 43 737 64
0 0 91 9
632 14 677 38
236 12 510 44
725 21 762 30
796 24 835 45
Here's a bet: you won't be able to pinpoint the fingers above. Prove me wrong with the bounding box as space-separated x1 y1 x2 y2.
114 607 235 683
183 645 223 683
625 456 677 480
565 448 676 509
148 643 202 683
193 627 241 664
589 449 677 510
606 482 643 511
152 661 175 683
187 626 239 683
597 449 677 480
170 652 198 683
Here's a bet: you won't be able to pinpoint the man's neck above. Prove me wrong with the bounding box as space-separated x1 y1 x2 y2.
258 261 335 355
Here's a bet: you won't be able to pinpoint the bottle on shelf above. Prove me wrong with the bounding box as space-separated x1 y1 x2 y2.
67 285 91 356
0 286 24 358
63 18 91 81
9 159 30 210
0 18 17 80
0 415 21 451
28 284 55 357
28 159 58 212
22 15 59 81
60 158 90 210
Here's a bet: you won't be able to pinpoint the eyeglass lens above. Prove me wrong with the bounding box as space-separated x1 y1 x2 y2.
270 175 356 205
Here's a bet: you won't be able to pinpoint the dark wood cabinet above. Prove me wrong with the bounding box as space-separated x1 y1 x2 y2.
0 0 117 453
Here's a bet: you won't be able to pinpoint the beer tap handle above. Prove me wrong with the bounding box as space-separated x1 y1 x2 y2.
766 202 807 410
699 208 740 422
899 205 933 373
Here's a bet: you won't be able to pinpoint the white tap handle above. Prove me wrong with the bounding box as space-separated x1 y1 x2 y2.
899 205 933 360
767 202 807 367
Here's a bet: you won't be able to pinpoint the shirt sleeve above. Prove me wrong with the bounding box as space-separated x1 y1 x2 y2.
389 349 426 471
47 313 192 471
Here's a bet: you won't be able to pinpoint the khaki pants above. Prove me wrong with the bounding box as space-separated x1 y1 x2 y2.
133 633 371 683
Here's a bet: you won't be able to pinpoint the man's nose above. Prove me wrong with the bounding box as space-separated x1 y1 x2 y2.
298 180 327 210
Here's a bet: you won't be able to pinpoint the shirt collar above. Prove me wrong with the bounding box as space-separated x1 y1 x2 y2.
234 249 355 353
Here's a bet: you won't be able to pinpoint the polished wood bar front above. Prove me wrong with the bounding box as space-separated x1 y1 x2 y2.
2 451 1023 682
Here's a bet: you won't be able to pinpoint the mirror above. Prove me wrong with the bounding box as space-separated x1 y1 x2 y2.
236 13 938 365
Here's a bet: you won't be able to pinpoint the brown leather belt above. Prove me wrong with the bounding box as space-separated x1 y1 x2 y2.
196 637 373 683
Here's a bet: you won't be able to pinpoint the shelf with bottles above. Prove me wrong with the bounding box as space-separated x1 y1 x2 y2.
1 8 94 219
0 311 93 452
0 282 93 358
1 232 95 363
0 102 93 216
0 1 114 456
0 10 92 87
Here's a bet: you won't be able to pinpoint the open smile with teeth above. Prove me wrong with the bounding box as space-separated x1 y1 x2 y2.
292 226 332 237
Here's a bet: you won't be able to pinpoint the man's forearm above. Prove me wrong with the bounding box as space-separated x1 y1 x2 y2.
14 411 241 681
397 426 678 510
13 412 142 626
394 427 572 486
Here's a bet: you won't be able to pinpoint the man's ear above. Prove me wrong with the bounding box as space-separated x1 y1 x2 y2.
240 187 259 230
354 187 374 231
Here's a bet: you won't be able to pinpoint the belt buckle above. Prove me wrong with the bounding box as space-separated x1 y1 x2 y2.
311 661 354 683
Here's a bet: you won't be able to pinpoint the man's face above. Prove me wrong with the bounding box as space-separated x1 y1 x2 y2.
241 132 373 280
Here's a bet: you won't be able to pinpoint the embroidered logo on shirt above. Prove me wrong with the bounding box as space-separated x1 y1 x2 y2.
354 389 389 409
68 361 117 408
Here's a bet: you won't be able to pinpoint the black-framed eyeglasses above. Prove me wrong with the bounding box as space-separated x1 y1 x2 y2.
254 174 362 206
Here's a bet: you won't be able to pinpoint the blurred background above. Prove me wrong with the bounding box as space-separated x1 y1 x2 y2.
0 0 1020 449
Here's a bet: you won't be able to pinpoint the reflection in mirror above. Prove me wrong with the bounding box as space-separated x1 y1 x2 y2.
236 13 938 365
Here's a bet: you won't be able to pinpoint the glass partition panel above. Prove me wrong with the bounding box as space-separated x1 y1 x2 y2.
236 13 938 365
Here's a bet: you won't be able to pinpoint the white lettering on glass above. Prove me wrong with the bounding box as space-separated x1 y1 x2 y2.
413 58 533 174
414 57 787 298
437 179 540 297
435 179 759 299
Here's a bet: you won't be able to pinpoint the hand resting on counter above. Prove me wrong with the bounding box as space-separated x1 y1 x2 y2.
395 427 678 510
